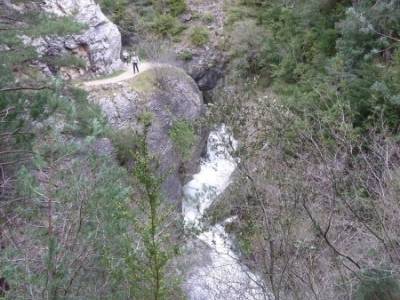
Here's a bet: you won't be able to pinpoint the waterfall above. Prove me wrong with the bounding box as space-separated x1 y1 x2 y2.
183 125 269 300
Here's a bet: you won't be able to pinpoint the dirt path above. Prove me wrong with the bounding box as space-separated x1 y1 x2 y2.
82 61 154 87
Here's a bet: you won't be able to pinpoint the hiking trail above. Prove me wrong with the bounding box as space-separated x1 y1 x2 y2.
82 61 155 87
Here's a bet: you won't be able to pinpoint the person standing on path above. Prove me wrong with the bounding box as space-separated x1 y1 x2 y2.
132 52 140 74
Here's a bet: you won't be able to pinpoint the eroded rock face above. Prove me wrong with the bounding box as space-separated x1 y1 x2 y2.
86 66 205 205
175 0 227 91
39 0 122 74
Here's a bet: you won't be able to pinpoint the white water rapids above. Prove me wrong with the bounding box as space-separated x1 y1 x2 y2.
183 125 268 300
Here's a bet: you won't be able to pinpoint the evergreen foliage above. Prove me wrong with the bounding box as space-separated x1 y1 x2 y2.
152 14 184 36
99 0 187 39
0 5 87 205
233 0 400 129
131 136 174 299
0 4 172 299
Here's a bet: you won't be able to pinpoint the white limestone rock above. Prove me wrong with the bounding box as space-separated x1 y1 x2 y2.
39 0 122 74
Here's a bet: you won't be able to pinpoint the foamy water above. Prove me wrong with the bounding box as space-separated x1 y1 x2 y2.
183 125 268 300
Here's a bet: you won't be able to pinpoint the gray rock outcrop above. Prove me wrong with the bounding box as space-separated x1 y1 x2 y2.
192 65 224 91
36 0 122 74
175 0 227 91
86 66 205 205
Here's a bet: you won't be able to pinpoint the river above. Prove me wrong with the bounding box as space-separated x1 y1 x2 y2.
182 125 268 300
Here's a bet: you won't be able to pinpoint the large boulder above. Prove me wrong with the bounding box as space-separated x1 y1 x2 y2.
38 0 122 74
86 65 205 205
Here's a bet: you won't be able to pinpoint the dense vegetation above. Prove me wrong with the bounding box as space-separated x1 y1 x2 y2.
209 0 400 299
3 0 400 299
228 0 400 129
0 2 181 299
99 0 187 43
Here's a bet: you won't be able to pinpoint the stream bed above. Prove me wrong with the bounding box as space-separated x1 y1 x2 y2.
182 125 268 300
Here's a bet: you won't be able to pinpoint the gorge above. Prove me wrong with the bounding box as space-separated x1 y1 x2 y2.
2 0 400 299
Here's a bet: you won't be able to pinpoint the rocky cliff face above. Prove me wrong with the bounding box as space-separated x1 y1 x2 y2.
86 66 205 204
37 0 122 75
176 0 227 92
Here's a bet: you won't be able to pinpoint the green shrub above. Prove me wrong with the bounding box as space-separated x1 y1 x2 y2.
168 0 186 16
27 15 86 37
139 111 154 127
110 129 140 165
169 120 196 159
190 27 209 46
152 14 184 36
178 50 193 61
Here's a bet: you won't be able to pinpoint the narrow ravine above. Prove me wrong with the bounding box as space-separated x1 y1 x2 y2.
183 125 268 300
